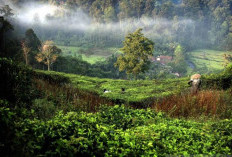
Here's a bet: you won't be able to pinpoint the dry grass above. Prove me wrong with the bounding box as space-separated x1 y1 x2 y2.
152 90 232 119
34 79 114 113
34 78 232 119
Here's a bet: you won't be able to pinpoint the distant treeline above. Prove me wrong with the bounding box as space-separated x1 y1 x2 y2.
11 0 232 52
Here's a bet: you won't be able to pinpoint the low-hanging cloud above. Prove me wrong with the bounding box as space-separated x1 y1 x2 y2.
1 0 197 45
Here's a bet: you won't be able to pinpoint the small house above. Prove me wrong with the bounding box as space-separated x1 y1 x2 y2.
151 55 173 65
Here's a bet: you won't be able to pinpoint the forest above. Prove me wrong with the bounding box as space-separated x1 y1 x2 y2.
1 0 232 156
1 0 232 78
8 0 232 51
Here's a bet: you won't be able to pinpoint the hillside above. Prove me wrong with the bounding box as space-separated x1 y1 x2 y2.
36 70 189 105
187 49 232 74
1 58 232 156
1 0 232 155
58 45 116 64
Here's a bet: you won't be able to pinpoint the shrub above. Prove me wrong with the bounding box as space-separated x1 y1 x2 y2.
33 70 70 85
31 99 56 119
201 63 232 90
2 105 231 156
0 58 36 107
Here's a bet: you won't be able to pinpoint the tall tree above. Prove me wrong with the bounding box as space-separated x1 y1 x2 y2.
0 17 13 56
115 28 154 79
25 29 41 51
35 40 61 71
0 5 14 56
172 44 187 73
89 0 104 23
104 6 116 22
21 41 31 65
144 0 154 16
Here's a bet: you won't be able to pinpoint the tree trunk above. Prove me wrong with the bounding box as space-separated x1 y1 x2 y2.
48 60 50 71
25 55 28 65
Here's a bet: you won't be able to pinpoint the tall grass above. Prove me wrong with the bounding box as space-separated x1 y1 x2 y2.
153 89 232 119
34 79 114 114
34 78 232 120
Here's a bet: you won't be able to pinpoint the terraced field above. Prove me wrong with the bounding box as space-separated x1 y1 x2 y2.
37 70 189 104
187 49 232 74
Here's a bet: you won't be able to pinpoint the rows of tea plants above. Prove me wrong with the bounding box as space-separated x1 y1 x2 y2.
1 103 232 156
37 60 232 106
1 58 232 156
36 70 189 104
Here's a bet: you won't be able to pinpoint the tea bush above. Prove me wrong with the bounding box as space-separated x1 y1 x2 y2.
2 105 232 156
0 58 36 107
34 70 70 85
31 98 57 119
98 105 165 130
37 70 189 105
201 63 232 90
1 58 232 156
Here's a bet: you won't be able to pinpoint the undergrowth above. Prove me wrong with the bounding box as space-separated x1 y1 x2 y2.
1 58 232 156
1 104 232 156
153 89 232 119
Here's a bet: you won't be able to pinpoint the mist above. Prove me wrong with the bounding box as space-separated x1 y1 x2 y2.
1 0 208 51
1 1 194 32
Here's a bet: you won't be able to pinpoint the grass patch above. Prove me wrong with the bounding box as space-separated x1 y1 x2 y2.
187 49 232 74
153 89 232 119
57 45 118 64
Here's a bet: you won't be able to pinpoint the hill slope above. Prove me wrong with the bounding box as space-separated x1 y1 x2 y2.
37 70 189 105
187 49 232 74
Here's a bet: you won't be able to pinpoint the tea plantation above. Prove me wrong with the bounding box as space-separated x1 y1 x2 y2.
1 103 232 156
1 58 232 156
36 70 189 104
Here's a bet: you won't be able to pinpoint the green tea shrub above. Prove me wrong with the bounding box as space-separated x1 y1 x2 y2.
31 98 56 119
35 70 189 105
201 73 232 90
0 100 17 155
34 70 70 85
0 58 36 107
201 63 232 90
98 105 165 129
210 119 232 153
4 105 231 156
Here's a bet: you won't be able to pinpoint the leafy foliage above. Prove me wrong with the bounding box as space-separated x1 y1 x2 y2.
24 28 41 52
223 53 232 67
36 40 61 71
201 63 232 90
115 28 154 77
0 58 36 106
34 70 70 85
1 58 232 156
1 104 232 156
171 44 187 74
37 70 189 105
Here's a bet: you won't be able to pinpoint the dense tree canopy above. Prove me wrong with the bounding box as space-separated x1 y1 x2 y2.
1 0 232 79
115 28 154 78
25 29 41 51
7 0 230 53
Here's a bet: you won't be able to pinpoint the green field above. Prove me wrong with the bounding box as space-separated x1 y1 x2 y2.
58 45 118 64
2 58 232 156
187 49 232 74
37 70 189 104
